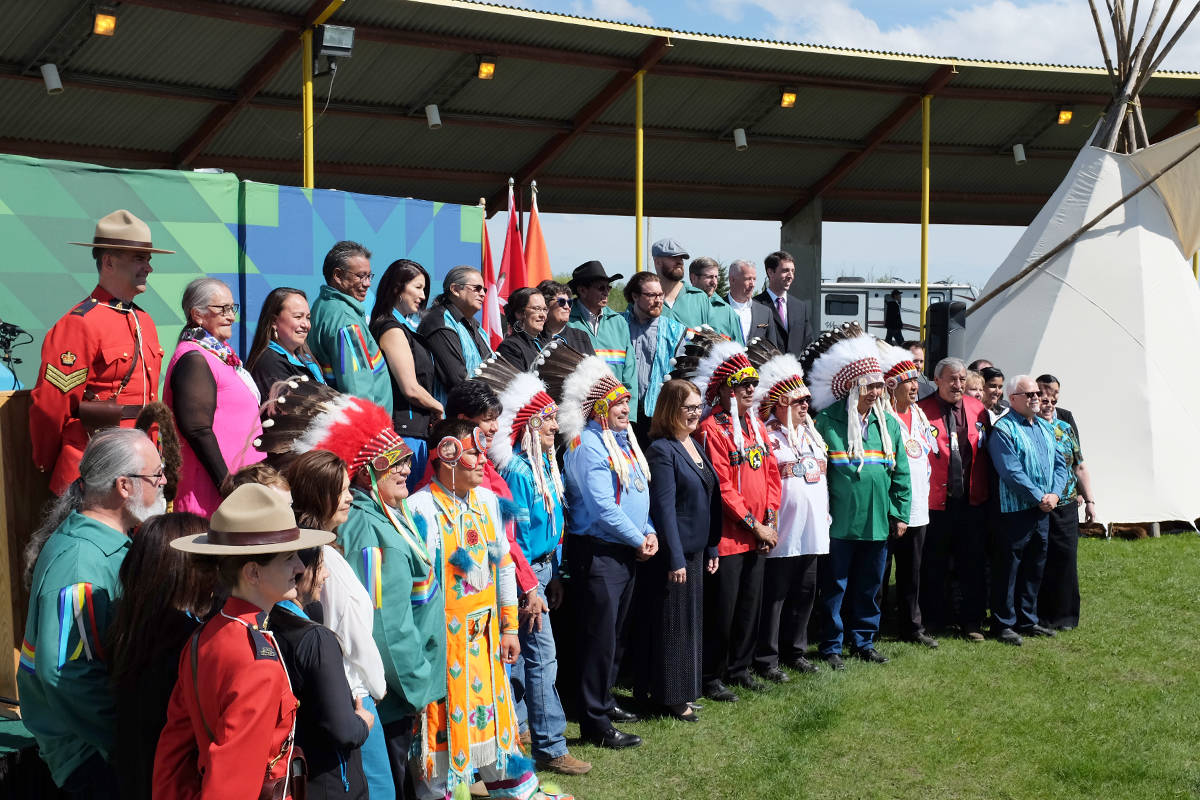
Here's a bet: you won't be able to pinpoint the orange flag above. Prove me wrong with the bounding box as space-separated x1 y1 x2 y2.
525 185 551 286
480 208 503 349
498 182 526 299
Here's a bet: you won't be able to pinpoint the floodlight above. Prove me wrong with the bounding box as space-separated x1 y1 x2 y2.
780 89 797 108
1057 107 1073 125
477 56 496 80
93 7 117 36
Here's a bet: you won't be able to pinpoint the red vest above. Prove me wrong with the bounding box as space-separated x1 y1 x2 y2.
916 393 990 510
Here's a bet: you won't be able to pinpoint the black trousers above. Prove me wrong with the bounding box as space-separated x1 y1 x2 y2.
63 752 119 800
571 534 637 737
754 554 819 670
1038 502 1081 629
888 524 927 637
921 499 988 631
704 549 764 687
383 716 415 800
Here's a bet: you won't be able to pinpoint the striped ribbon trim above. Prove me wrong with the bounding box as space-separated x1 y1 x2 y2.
410 569 439 607
827 449 895 467
57 583 103 668
362 547 384 609
19 639 35 674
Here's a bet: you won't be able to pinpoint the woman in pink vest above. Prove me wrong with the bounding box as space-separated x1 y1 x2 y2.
164 278 264 517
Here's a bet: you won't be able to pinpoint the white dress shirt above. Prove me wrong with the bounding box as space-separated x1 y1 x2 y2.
728 295 753 343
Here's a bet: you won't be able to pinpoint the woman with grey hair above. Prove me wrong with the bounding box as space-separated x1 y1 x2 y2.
415 265 494 401
164 277 264 517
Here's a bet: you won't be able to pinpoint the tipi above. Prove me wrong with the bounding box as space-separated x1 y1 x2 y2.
965 1 1200 525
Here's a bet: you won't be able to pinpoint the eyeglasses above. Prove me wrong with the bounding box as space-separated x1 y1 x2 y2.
455 283 488 295
1015 391 1040 400
681 403 702 415
127 469 166 484
637 291 664 300
555 297 572 308
338 269 374 283
207 304 239 316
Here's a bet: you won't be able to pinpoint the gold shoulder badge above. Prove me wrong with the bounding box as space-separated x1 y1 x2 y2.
60 351 77 366
44 363 87 393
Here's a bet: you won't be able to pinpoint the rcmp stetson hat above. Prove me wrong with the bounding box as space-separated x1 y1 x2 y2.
171 483 334 555
69 209 176 254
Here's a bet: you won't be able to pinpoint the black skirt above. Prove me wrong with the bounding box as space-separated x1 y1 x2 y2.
632 550 704 707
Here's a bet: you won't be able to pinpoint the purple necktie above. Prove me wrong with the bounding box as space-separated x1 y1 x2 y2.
775 295 787 331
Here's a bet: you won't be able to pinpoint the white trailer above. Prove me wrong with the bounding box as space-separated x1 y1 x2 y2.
820 278 977 338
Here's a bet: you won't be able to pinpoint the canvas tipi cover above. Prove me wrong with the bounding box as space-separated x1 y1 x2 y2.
966 126 1200 524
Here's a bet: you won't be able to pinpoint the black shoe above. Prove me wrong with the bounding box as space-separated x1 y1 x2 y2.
727 674 767 691
852 648 890 664
993 627 1023 646
823 653 845 671
704 682 739 703
756 666 791 684
585 727 642 749
687 701 704 710
908 632 939 649
1017 624 1057 638
609 704 639 723
663 704 699 722
784 656 820 673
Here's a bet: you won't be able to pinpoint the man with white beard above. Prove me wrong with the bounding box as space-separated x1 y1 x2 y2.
18 427 165 797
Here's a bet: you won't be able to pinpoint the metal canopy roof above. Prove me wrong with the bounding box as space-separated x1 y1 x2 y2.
3 0 1200 225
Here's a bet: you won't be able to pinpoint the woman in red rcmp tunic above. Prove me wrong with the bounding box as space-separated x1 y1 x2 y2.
152 484 335 800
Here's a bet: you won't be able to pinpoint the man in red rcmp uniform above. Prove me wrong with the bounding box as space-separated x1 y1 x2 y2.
30 210 172 495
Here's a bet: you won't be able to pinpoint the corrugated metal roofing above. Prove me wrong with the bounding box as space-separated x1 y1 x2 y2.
2 0 1198 226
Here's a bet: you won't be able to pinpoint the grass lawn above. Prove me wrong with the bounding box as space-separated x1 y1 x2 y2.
540 535 1200 800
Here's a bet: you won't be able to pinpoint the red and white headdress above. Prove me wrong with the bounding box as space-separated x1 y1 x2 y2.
802 323 892 471
746 337 825 454
671 326 762 451
257 376 412 474
473 355 564 510
876 341 922 390
535 342 648 491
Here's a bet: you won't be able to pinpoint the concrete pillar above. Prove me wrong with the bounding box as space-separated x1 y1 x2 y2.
780 198 822 317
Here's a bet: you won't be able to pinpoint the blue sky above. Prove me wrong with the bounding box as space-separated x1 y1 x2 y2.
483 1 1200 291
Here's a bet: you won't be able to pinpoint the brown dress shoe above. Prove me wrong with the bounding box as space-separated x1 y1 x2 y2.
538 753 593 775
520 729 532 747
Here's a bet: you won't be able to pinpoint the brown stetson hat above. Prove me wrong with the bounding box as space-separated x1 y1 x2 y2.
171 483 334 555
69 209 176 254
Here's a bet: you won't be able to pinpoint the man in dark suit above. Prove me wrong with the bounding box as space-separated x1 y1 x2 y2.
725 259 772 344
752 250 814 355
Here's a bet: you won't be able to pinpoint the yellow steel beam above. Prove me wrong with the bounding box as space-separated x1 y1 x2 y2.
920 94 931 336
635 70 645 272
301 1 344 188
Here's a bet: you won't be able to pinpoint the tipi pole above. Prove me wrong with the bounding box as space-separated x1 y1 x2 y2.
1088 0 1119 84
1134 2 1200 95
967 134 1200 317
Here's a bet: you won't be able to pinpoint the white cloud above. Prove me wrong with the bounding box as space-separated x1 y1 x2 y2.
716 0 1200 71
569 0 656 26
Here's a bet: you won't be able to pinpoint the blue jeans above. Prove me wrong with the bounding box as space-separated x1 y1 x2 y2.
358 694 394 800
820 538 888 655
510 558 568 760
991 507 1049 630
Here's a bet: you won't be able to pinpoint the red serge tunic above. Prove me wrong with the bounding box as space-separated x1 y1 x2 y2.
29 286 164 494
695 410 783 557
153 597 298 800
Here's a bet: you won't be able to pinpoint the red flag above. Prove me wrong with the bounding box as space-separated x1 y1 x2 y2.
498 182 526 300
525 186 551 286
480 209 503 349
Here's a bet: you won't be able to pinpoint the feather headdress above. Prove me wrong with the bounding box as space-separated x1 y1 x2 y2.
875 341 922 390
473 354 563 509
805 323 891 472
257 375 411 474
535 341 648 490
745 338 824 454
671 326 761 451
